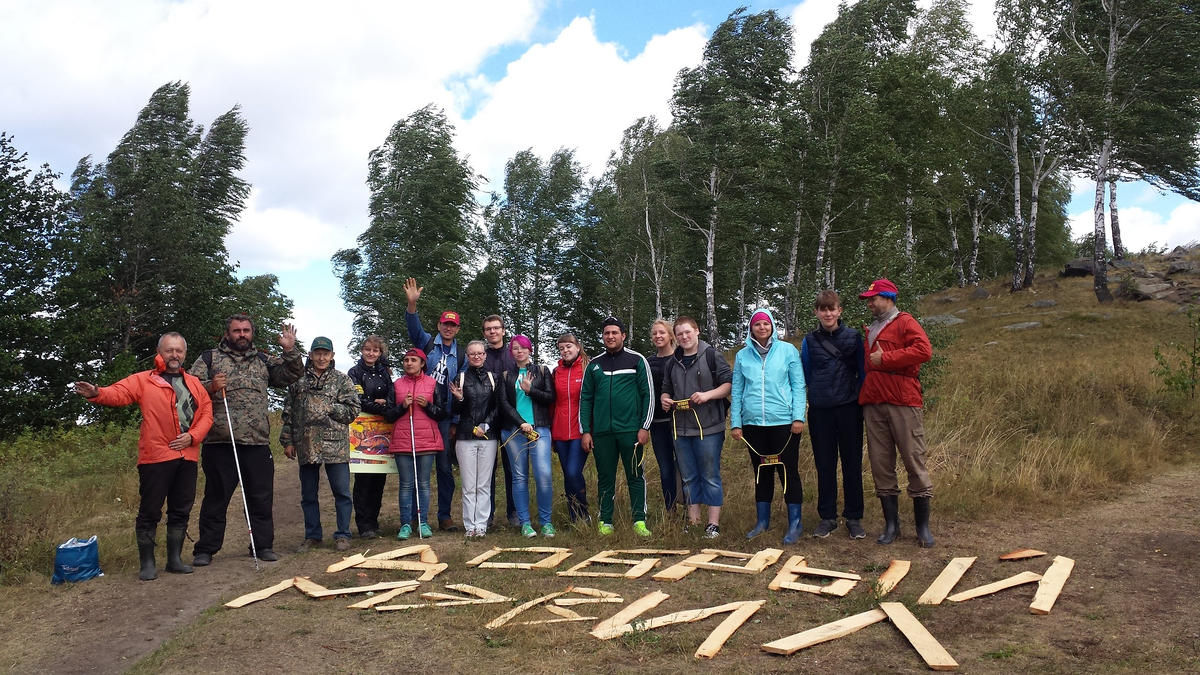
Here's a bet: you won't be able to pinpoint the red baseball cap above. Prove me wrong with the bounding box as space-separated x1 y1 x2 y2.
859 279 899 298
439 311 461 325
404 348 428 364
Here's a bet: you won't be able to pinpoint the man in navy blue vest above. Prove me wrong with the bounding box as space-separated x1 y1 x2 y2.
800 290 867 539
404 277 463 532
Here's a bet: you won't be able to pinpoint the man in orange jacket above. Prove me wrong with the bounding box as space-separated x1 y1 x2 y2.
74 332 213 580
857 279 935 548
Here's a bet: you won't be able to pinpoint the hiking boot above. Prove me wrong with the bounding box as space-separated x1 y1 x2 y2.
521 523 537 538
541 523 556 538
191 552 212 567
296 538 322 553
913 497 935 548
783 504 803 545
813 519 838 538
165 528 193 574
136 530 158 581
633 521 652 537
877 495 900 545
746 502 771 539
846 520 866 540
438 518 460 532
258 549 280 562
335 538 351 552
397 524 412 540
419 523 433 538
597 522 614 536
360 530 378 539
703 523 720 540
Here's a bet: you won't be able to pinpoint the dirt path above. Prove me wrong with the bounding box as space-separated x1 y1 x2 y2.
4 463 1199 674
0 463 307 675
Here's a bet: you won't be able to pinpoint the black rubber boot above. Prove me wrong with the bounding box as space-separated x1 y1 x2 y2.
876 495 900 545
165 528 193 574
913 497 935 548
137 530 158 581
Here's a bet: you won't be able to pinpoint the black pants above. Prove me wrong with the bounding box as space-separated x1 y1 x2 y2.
352 473 387 534
488 438 516 523
809 403 865 520
742 425 802 504
136 458 198 534
194 443 274 555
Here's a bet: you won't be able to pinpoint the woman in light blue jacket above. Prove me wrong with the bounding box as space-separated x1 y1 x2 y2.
730 308 807 544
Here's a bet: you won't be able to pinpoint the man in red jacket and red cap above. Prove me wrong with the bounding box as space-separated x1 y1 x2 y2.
74 332 214 579
857 279 935 548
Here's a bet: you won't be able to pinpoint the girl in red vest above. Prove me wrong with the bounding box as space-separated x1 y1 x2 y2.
551 333 591 523
385 348 447 540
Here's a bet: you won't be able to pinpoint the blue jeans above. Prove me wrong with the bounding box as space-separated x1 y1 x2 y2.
505 427 553 527
674 432 725 507
435 418 455 520
649 421 679 511
554 439 589 521
397 452 436 525
299 462 352 541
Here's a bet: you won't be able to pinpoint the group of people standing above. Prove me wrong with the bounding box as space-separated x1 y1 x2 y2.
73 276 936 581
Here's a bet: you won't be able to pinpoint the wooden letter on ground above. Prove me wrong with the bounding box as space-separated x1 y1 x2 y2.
771 556 859 596
768 555 806 591
292 576 330 597
591 599 765 658
880 602 959 671
875 560 911 597
306 580 420 599
694 600 765 659
917 557 976 605
466 546 572 570
761 608 888 656
346 585 418 609
652 548 781 581
484 590 569 629
375 583 513 611
558 549 689 579
224 578 296 608
1030 556 1075 615
999 548 1046 561
946 571 1042 603
590 591 671 637
326 553 368 574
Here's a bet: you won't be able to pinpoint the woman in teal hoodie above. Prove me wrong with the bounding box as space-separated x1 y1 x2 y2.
730 308 807 544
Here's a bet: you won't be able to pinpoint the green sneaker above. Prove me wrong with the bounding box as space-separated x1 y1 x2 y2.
597 522 614 536
419 523 433 538
521 523 537 538
397 524 412 540
633 521 652 537
541 523 556 538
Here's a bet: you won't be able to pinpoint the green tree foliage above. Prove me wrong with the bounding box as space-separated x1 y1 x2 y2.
486 148 585 361
333 104 479 351
0 134 75 432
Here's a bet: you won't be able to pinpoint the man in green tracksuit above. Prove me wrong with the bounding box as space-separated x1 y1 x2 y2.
580 317 654 537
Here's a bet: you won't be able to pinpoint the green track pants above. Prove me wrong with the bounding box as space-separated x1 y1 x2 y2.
593 431 647 524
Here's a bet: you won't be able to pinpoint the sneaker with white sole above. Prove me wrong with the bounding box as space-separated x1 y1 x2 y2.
633 521 652 537
541 523 556 538
703 523 720 539
598 522 614 536
521 523 537 538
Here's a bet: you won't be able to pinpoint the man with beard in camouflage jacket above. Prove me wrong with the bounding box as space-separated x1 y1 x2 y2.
281 336 361 552
189 314 303 566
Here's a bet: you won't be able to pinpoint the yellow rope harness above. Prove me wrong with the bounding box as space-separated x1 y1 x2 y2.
742 433 793 493
671 400 704 440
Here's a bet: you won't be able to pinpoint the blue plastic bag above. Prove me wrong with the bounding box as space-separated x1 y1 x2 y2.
51 535 103 585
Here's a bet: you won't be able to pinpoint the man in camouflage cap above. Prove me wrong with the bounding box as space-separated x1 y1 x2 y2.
281 336 361 552
189 314 303 565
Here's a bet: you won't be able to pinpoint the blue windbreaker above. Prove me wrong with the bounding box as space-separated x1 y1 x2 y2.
730 308 807 428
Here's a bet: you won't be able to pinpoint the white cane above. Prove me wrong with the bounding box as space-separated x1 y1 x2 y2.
221 388 259 570
409 401 424 539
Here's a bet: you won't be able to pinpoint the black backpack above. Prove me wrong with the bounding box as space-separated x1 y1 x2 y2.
424 337 467 373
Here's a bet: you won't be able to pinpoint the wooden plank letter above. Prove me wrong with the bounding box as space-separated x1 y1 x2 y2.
880 602 958 671
946 571 1042 603
917 557 976 605
1029 556 1075 615
761 609 888 656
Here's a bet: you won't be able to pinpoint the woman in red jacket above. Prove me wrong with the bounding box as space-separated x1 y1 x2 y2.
385 348 447 540
551 333 590 523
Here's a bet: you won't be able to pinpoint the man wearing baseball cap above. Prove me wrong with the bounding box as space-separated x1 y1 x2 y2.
858 279 935 547
404 277 465 532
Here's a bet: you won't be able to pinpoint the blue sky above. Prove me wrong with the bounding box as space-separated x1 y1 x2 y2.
2 0 1195 354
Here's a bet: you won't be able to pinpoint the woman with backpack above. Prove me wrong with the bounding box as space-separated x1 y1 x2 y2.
498 335 557 537
384 348 447 540
731 308 807 544
659 316 732 539
448 341 503 538
551 333 590 524
346 335 394 539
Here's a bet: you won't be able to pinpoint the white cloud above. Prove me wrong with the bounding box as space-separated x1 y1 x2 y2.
227 191 359 273
1069 202 1200 252
455 16 707 186
791 0 843 69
